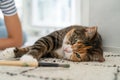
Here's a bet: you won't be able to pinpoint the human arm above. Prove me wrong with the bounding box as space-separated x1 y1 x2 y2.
0 0 23 50
0 13 23 50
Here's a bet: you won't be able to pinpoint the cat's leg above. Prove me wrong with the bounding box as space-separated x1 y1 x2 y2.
0 46 31 60
20 49 43 62
50 51 64 59
20 50 64 62
14 46 32 57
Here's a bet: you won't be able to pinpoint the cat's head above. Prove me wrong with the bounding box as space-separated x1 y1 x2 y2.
63 26 105 62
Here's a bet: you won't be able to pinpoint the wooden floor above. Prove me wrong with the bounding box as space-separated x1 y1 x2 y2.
0 51 120 80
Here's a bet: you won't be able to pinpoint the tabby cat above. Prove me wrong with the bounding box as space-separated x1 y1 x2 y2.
0 25 105 62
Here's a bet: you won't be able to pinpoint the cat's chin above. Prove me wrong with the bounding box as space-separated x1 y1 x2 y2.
20 55 38 62
64 51 73 60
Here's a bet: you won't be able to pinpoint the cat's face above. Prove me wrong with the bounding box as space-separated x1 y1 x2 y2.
63 26 104 62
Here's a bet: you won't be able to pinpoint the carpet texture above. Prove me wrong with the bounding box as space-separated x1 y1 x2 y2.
0 52 120 80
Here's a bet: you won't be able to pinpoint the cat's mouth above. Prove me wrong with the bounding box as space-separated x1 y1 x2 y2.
63 47 73 60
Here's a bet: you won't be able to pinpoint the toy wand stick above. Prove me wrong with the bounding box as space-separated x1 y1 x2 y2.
0 60 70 68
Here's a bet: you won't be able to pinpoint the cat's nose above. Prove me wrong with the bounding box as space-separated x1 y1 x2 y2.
64 47 69 52
64 47 72 53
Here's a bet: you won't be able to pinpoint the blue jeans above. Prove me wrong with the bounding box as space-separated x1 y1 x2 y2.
0 26 27 45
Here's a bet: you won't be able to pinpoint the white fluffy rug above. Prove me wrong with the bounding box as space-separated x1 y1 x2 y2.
0 52 120 80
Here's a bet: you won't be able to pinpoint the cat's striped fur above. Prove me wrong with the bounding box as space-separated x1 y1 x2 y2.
14 25 105 62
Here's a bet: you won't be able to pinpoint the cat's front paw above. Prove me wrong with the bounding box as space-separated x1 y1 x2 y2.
20 54 38 62
0 47 15 60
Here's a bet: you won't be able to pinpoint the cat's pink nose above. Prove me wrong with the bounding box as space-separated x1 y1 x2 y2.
64 47 67 51
64 47 72 53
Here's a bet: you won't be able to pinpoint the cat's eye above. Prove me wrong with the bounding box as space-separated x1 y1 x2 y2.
75 39 78 42
75 53 81 58
75 39 82 43
84 42 91 46
66 41 70 44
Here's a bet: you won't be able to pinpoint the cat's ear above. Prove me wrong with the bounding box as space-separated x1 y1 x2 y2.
85 26 97 40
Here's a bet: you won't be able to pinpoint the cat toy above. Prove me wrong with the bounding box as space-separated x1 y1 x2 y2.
0 60 70 68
